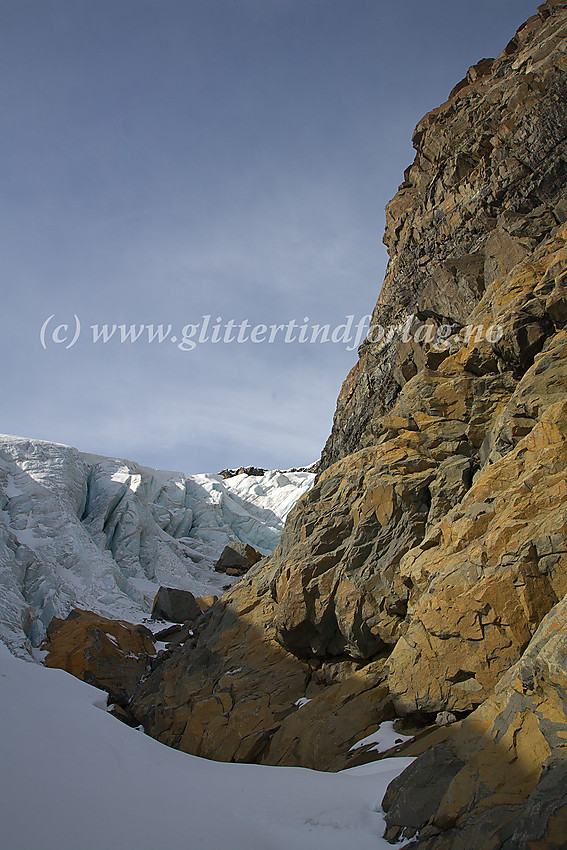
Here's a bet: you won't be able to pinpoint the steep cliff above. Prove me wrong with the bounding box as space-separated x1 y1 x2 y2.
320 0 567 471
129 3 567 846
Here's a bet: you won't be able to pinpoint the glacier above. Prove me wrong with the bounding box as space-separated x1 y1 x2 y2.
0 434 314 656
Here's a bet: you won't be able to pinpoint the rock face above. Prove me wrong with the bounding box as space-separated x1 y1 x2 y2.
129 4 567 844
130 569 397 769
43 609 155 707
383 596 567 847
319 0 567 472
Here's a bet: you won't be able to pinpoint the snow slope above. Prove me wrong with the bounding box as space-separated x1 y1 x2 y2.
0 435 313 655
0 643 412 850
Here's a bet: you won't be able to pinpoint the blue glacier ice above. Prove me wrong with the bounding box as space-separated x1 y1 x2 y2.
0 435 314 655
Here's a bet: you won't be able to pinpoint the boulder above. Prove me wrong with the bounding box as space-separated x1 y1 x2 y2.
42 609 155 707
214 542 263 577
151 586 202 623
195 594 218 612
153 623 193 646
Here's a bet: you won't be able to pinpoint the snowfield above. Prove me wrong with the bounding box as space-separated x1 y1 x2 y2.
0 643 412 850
0 434 314 655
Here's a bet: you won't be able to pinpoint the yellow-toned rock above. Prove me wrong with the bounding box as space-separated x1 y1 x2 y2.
387 397 567 715
43 609 155 707
384 594 567 848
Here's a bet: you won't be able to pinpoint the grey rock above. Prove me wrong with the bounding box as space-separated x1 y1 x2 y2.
151 587 202 624
382 743 464 842
214 541 263 576
502 762 567 849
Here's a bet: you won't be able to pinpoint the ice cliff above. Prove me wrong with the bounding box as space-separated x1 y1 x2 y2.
0 434 313 655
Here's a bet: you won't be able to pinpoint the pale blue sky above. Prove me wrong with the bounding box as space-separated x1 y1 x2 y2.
1 0 537 472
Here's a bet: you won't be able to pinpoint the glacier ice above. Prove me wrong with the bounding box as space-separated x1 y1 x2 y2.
0 435 313 656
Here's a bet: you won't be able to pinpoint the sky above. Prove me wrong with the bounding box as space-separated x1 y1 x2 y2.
1 0 538 474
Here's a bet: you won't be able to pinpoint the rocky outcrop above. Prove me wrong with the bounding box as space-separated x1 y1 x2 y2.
129 565 395 769
219 466 266 479
127 6 567 844
42 609 155 707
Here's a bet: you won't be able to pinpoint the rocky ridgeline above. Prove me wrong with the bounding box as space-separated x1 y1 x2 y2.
44 3 567 848
219 464 317 479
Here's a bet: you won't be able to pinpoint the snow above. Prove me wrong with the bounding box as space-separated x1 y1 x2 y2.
0 643 413 850
349 721 414 754
0 434 313 654
295 697 313 708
